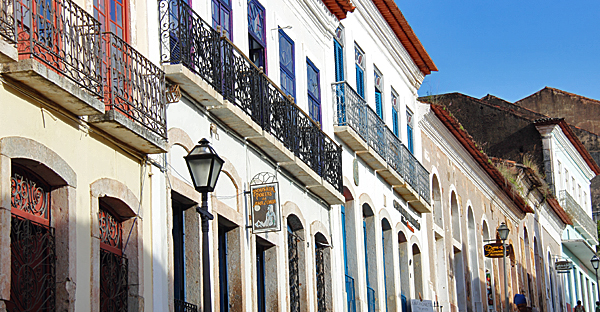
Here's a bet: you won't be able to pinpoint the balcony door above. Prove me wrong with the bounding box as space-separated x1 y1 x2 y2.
94 0 127 40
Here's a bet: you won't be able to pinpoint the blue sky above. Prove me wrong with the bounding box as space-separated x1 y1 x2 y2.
398 0 600 102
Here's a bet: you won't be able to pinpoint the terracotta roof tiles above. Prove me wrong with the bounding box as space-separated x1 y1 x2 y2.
321 0 355 20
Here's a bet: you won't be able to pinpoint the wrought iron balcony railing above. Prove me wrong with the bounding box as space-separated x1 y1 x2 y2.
15 0 103 96
102 32 167 139
333 81 430 204
174 299 198 312
559 190 598 244
0 0 15 43
158 0 342 192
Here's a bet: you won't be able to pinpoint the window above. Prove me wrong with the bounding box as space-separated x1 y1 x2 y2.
7 165 56 311
307 58 321 126
172 200 186 303
279 30 295 99
355 45 365 98
212 0 232 40
99 202 129 312
218 223 229 312
406 109 414 154
334 27 344 82
248 0 265 69
94 0 127 40
374 67 383 119
391 90 399 137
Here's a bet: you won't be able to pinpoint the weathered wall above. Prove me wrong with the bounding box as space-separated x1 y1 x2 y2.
517 87 600 136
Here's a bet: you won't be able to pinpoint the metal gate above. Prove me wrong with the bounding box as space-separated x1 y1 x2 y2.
288 230 300 312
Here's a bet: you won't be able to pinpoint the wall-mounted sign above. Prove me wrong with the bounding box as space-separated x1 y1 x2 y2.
483 243 513 258
555 260 573 272
410 299 434 312
250 182 281 233
394 200 420 231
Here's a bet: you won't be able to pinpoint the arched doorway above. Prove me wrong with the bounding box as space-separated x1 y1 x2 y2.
287 214 306 312
451 191 467 311
399 231 409 312
413 244 423 299
467 208 481 312
363 203 377 312
382 218 395 311
482 221 495 311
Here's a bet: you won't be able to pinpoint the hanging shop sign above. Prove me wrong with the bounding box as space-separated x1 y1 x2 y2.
555 260 573 273
410 299 434 312
250 182 281 233
483 243 513 258
394 200 420 231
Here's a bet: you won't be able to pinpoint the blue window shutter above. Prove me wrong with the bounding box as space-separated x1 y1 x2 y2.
392 107 399 137
307 59 321 125
375 90 382 119
279 30 295 100
334 40 344 82
211 0 219 29
363 219 369 287
407 125 413 154
341 205 348 274
356 65 364 98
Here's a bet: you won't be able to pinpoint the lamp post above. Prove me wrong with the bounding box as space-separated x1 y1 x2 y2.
497 222 510 312
591 254 600 308
185 138 224 312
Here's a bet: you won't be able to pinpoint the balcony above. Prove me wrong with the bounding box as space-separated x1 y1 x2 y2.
88 33 167 154
0 0 166 153
1 0 105 114
559 190 598 246
0 0 17 61
332 81 430 212
158 0 343 205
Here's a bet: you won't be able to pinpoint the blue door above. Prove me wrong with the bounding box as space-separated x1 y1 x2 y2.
307 58 321 125
334 40 344 82
212 0 232 39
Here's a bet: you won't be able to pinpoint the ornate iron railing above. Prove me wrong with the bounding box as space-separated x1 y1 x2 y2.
7 214 56 311
174 299 198 312
159 0 342 192
288 231 300 312
559 190 598 244
102 32 167 139
158 0 221 90
345 274 356 312
333 81 430 204
316 246 326 312
15 0 102 96
367 285 376 312
100 249 128 312
0 0 15 43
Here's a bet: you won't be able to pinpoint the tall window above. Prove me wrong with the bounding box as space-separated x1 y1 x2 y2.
355 45 365 98
374 67 383 119
307 58 321 126
256 243 267 312
279 30 295 99
248 0 265 69
334 27 344 82
406 109 414 154
218 223 229 312
212 0 232 39
172 199 186 303
341 205 356 311
391 90 399 137
99 202 128 312
94 0 127 39
7 165 56 311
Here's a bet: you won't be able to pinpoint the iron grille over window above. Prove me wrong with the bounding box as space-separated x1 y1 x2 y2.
8 165 56 312
316 246 326 312
99 205 128 312
288 230 300 312
8 214 56 312
175 299 199 312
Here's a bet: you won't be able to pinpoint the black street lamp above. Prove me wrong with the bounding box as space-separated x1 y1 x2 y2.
591 254 600 307
497 222 510 312
185 138 224 312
